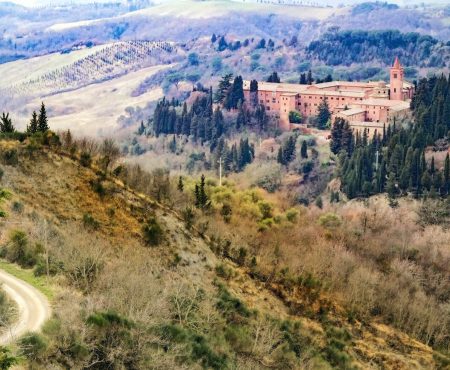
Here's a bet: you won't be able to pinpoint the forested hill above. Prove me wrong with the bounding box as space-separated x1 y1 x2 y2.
335 74 450 201
307 30 450 67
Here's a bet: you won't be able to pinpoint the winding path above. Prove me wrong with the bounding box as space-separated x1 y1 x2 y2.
0 269 51 345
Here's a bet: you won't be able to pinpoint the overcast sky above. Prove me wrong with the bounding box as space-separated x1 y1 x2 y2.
4 0 450 8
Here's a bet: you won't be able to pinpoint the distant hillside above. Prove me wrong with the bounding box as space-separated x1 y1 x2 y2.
6 41 176 97
307 30 450 67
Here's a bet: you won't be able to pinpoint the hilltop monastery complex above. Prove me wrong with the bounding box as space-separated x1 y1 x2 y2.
244 58 414 135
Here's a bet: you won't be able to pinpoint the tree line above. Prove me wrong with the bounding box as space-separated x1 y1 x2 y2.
308 30 446 67
148 75 269 145
335 74 450 199
0 102 49 134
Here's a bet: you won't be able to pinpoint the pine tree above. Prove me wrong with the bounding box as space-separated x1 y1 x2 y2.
215 74 233 104
27 111 38 134
0 113 14 133
38 102 49 132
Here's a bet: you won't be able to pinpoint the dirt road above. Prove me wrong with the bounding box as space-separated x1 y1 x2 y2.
0 269 51 345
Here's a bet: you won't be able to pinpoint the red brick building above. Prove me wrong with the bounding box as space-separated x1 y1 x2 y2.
243 58 414 136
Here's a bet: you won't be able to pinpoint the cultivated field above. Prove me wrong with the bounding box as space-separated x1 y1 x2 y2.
0 41 178 135
27 63 174 136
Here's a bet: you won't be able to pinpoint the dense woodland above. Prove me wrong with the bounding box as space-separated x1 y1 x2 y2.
336 75 450 200
307 30 449 67
148 76 269 174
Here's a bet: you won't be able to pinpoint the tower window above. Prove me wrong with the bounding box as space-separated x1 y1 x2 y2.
394 88 397 93
394 73 398 79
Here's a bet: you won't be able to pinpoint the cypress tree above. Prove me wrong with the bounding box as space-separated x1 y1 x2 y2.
307 70 313 85
301 140 308 159
277 147 284 165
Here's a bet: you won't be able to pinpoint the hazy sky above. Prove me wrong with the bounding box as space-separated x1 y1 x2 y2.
5 0 450 8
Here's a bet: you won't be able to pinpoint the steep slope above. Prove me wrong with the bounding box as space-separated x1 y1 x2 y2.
0 139 446 369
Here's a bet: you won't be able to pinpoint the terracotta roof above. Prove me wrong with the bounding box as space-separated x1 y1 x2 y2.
393 56 401 69
311 81 380 89
357 98 409 108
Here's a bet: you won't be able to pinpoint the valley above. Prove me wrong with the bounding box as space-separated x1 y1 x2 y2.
0 0 448 369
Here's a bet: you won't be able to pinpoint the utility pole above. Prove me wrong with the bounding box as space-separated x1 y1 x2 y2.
219 156 223 186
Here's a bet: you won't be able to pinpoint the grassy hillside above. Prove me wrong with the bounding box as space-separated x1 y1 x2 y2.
0 135 447 368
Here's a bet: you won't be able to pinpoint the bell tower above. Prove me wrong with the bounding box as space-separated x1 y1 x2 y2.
390 57 404 101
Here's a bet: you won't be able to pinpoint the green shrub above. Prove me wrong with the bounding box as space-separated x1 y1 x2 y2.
142 217 164 246
182 206 195 230
289 110 302 124
216 285 251 323
79 152 92 167
19 333 48 361
4 230 39 268
258 200 273 219
0 346 18 369
236 247 247 266
82 213 100 230
0 167 3 181
157 324 228 370
224 325 252 354
318 213 342 229
89 178 106 198
285 208 299 222
1 149 18 166
33 257 62 277
215 264 233 280
11 201 23 213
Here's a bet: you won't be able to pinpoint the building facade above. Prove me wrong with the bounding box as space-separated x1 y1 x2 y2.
243 58 414 136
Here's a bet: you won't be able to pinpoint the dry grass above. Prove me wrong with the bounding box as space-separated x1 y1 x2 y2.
0 140 447 368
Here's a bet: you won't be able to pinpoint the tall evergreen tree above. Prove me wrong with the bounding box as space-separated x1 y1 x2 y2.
267 72 280 83
27 111 38 134
307 70 313 85
317 98 331 129
300 140 308 159
0 113 14 133
38 102 49 132
215 74 233 104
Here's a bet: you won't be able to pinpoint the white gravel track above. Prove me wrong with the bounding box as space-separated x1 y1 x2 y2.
0 269 51 345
